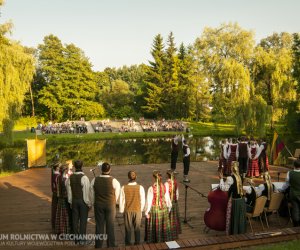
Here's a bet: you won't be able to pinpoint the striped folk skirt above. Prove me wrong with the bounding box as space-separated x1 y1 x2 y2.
225 197 247 235
169 201 182 240
246 159 260 178
55 197 70 235
145 205 172 243
51 193 58 231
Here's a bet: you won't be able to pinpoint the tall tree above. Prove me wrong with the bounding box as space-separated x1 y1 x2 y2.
194 23 254 124
0 0 35 141
143 34 166 118
37 35 104 121
163 32 180 118
253 32 297 128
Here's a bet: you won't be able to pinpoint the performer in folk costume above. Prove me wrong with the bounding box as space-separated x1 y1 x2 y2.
256 172 277 207
66 160 91 245
246 138 260 178
219 139 229 175
55 165 70 235
237 136 249 180
257 138 269 175
280 160 300 227
164 170 181 240
226 138 238 176
182 135 191 182
170 135 179 172
244 178 257 213
51 162 60 232
90 162 121 248
145 170 172 243
119 171 145 246
219 161 247 235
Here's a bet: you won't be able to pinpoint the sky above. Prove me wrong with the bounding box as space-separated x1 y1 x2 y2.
1 0 300 71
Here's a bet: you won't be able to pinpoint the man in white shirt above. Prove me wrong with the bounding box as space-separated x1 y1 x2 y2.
119 171 145 245
66 160 91 245
90 162 121 248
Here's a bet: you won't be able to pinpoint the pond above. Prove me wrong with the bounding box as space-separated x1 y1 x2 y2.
1 134 298 169
45 136 222 166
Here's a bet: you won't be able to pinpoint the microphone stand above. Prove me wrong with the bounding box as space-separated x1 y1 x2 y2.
180 181 207 229
91 169 96 177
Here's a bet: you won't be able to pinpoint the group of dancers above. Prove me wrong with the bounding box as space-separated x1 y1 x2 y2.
219 136 269 179
51 160 182 247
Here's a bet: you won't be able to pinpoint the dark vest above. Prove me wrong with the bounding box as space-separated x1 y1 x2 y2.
238 142 248 158
70 173 84 200
289 171 300 199
124 184 141 212
172 140 179 152
94 176 115 205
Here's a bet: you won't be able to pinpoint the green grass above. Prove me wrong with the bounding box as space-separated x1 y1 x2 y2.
0 170 20 178
244 240 300 250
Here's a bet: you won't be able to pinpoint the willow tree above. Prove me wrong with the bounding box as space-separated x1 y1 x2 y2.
0 0 35 142
194 23 254 127
253 32 297 128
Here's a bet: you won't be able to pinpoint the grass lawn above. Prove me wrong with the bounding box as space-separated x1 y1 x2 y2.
245 239 300 250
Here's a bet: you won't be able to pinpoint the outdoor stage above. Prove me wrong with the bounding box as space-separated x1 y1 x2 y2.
0 161 299 249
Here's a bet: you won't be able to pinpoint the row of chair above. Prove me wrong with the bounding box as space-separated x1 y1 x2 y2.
246 192 286 233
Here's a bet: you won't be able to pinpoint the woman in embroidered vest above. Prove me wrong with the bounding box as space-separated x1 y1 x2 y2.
145 170 172 243
219 161 247 235
246 138 260 178
164 170 181 240
257 172 277 207
226 138 238 176
55 165 70 235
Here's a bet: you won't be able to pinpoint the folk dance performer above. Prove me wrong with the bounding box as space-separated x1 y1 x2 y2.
226 138 238 176
170 135 179 172
90 162 121 248
51 163 60 232
237 137 249 180
66 160 91 245
165 170 181 240
55 165 70 235
258 138 269 175
119 171 145 246
145 170 172 243
256 172 277 207
219 161 247 235
280 160 300 227
246 139 260 178
219 139 229 175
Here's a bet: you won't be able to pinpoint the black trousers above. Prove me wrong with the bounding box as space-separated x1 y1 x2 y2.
72 199 88 243
94 203 116 248
171 151 178 170
183 156 190 175
238 157 248 174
